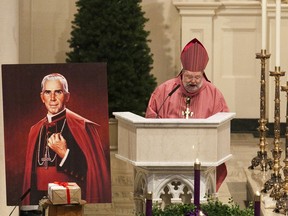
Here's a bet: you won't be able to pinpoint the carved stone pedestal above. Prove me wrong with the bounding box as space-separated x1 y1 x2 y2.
133 166 215 212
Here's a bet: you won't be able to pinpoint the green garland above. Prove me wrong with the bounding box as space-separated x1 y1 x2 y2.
136 196 254 216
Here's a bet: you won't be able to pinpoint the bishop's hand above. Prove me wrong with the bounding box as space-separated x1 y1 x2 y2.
47 133 67 158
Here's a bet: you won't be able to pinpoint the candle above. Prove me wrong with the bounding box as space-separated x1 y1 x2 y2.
194 159 201 209
275 0 281 66
145 192 152 216
261 0 267 50
254 191 261 216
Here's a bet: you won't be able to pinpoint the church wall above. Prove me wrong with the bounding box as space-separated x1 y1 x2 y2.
170 0 262 126
267 7 288 123
18 0 288 122
213 3 261 119
173 0 288 121
19 0 76 64
141 0 181 85
0 1 19 215
18 0 181 86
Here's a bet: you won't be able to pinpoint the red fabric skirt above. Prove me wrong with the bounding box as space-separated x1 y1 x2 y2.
216 163 227 192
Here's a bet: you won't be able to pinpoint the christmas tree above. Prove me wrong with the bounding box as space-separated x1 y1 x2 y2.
66 0 156 117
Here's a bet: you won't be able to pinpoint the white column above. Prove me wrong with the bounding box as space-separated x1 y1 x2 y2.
0 0 19 215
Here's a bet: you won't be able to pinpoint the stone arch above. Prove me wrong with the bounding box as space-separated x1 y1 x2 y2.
134 169 148 213
154 175 194 206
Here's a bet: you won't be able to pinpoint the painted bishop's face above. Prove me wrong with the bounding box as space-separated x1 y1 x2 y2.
182 70 203 93
40 79 70 115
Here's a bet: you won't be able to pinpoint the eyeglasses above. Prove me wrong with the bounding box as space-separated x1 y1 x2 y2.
182 74 203 81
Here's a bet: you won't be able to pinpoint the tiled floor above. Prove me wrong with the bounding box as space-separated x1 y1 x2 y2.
217 133 261 207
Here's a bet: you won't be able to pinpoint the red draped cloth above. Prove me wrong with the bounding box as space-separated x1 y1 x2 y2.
22 109 111 204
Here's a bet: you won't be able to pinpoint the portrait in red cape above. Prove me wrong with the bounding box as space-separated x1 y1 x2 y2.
2 63 111 205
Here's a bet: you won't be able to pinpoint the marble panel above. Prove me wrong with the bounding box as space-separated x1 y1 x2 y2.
114 112 235 166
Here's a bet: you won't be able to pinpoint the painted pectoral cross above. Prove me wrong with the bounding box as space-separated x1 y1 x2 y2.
182 97 193 119
41 146 52 169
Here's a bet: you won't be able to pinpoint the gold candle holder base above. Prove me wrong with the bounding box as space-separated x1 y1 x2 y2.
249 49 272 171
262 66 285 194
273 81 288 213
275 193 288 214
262 173 283 193
274 179 288 214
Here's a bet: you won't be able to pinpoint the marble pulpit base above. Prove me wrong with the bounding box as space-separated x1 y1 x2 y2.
113 112 234 214
133 166 216 213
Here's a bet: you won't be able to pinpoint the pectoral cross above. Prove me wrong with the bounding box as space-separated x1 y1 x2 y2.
41 146 52 169
182 97 193 119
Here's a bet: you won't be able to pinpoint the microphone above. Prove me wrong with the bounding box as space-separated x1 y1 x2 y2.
156 84 180 118
20 188 31 202
9 188 31 216
168 84 180 97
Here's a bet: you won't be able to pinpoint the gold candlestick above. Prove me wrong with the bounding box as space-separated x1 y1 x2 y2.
249 49 273 171
274 81 288 214
262 66 284 194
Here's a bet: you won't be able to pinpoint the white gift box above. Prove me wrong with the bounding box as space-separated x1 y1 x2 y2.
48 182 81 205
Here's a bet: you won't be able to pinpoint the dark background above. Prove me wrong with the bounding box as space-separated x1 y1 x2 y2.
2 63 110 205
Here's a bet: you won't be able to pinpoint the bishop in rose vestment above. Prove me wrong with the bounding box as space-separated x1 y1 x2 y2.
145 38 229 192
